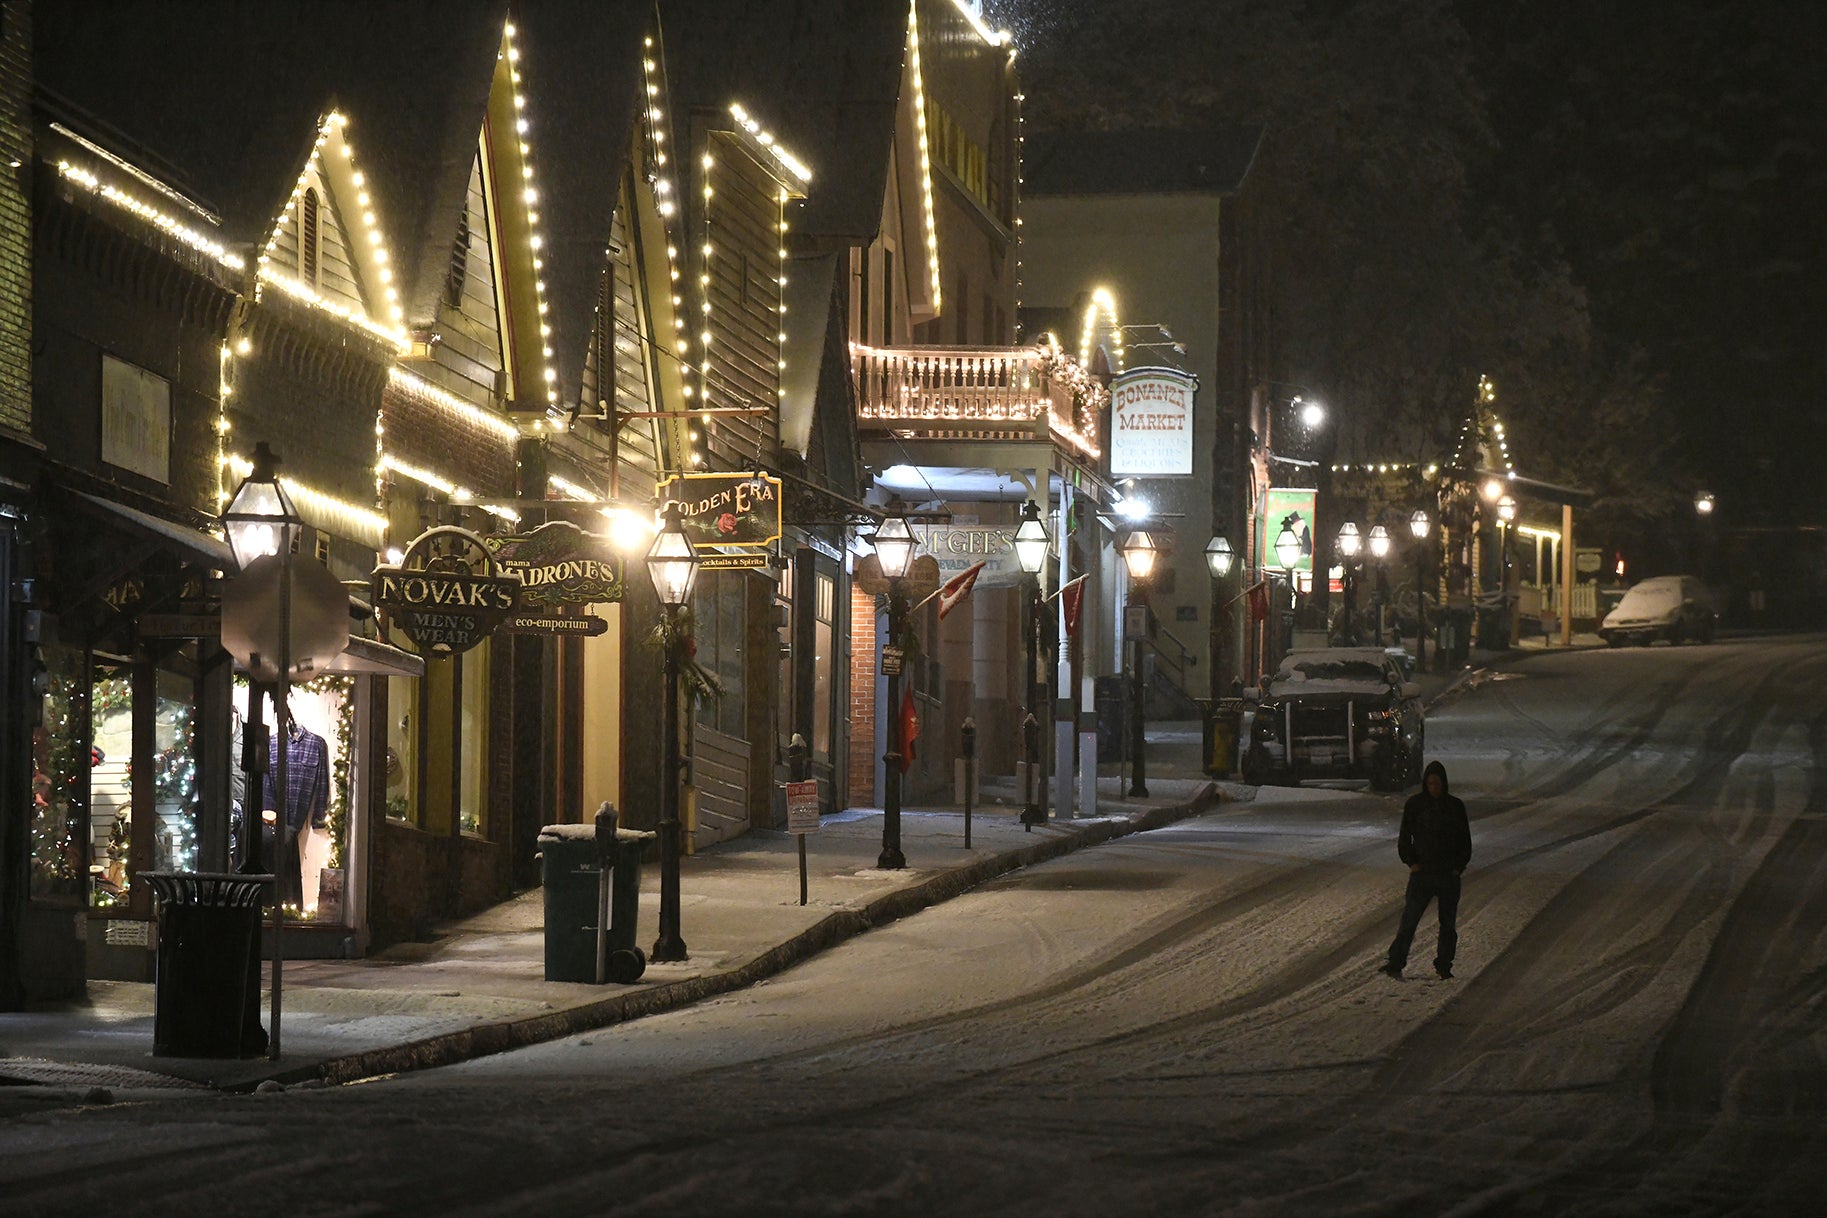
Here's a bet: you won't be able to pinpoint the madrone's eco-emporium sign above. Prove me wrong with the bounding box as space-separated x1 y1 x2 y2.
372 526 521 656
658 471 783 570
1109 366 1198 477
485 521 622 636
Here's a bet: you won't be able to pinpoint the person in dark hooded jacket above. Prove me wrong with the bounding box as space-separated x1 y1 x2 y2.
1381 760 1471 979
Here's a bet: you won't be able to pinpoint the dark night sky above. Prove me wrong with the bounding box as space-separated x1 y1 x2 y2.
991 0 1825 536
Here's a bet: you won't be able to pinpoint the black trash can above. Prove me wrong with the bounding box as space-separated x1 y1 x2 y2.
142 872 271 1058
539 821 655 984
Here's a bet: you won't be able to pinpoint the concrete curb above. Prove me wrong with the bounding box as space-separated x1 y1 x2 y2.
253 782 1221 1092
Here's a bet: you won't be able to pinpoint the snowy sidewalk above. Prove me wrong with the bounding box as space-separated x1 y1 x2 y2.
0 777 1218 1093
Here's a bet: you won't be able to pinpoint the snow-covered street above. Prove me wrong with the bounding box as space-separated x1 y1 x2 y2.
6 635 1826 1216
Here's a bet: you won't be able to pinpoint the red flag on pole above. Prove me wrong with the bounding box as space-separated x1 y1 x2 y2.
1059 574 1090 637
936 560 988 621
1246 580 1270 623
898 687 919 772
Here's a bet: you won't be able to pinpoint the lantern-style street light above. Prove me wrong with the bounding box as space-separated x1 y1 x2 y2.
646 501 698 962
868 507 919 868
1120 530 1160 797
1409 508 1431 671
1204 535 1234 579
220 440 304 1060
1336 521 1362 645
1367 524 1392 644
1013 501 1050 830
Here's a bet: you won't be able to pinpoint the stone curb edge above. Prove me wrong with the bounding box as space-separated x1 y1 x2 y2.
246 782 1220 1093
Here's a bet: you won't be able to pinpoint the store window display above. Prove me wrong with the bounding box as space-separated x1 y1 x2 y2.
236 676 352 919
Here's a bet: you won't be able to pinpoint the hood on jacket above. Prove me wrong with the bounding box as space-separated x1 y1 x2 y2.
1423 760 1449 793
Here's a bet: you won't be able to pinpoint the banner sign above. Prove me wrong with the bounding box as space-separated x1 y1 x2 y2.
373 526 521 656
1109 367 1198 477
486 521 624 607
657 472 783 551
1257 487 1318 576
919 524 1023 589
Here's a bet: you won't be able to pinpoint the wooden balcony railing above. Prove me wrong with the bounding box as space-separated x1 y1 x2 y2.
851 340 1104 459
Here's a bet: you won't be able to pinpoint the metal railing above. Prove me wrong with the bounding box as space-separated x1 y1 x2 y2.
851 340 1104 460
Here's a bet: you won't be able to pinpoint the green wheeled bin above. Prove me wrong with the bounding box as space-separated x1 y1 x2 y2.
539 807 654 984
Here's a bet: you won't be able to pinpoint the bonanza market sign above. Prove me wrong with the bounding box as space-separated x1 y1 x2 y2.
659 472 783 569
1109 367 1198 477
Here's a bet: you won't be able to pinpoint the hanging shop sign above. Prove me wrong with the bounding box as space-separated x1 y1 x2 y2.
1257 487 1318 576
500 613 610 637
485 521 625 607
1109 367 1198 477
372 526 521 656
658 472 784 551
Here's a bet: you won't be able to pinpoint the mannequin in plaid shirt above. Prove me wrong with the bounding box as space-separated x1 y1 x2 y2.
265 718 330 907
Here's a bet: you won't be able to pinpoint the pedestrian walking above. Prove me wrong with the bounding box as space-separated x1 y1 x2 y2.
1380 760 1471 980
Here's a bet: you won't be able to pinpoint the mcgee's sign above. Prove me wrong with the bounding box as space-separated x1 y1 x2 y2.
1109 367 1198 477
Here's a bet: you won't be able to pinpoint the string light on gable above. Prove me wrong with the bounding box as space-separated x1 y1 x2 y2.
255 111 408 350
1455 373 1514 476
639 33 698 465
501 22 562 413
56 160 244 270
1079 287 1121 369
907 2 943 312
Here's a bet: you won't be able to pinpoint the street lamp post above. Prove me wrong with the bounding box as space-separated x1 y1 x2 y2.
1367 524 1391 645
1336 522 1362 645
868 508 919 869
645 502 699 962
1120 529 1160 797
220 440 303 1060
1205 535 1234 695
1013 501 1050 830
1274 522 1302 660
1409 509 1431 670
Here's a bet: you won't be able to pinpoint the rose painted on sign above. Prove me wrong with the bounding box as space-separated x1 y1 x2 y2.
716 512 738 535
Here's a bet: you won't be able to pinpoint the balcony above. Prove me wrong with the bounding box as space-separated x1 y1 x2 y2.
852 338 1104 461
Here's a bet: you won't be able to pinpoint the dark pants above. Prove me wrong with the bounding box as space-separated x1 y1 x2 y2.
1387 869 1460 971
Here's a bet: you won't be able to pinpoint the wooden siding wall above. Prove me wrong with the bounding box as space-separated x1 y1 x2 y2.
699 132 781 472
566 173 660 501
268 165 365 314
421 151 506 410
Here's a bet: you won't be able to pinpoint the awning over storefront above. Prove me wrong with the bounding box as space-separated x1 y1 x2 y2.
323 635 426 678
69 490 236 570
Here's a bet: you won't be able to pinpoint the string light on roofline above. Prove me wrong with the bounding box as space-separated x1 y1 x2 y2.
389 367 522 444
56 159 244 270
222 452 389 547
727 103 813 185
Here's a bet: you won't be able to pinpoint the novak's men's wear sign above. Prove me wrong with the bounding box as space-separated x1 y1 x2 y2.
373 526 521 655
1109 367 1198 476
658 472 783 570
